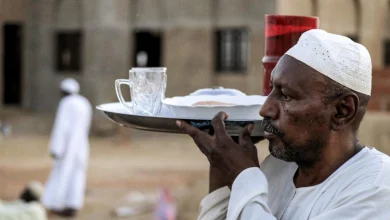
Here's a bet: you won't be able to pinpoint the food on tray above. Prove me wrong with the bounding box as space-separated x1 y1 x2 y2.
191 101 235 106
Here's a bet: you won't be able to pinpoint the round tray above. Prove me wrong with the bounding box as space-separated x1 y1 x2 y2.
96 102 264 142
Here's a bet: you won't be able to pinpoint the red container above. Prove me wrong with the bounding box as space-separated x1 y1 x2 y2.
262 15 319 95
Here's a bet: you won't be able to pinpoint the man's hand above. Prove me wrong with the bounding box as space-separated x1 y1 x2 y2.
177 112 260 187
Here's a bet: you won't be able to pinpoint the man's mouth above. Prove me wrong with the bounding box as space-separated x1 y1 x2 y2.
262 119 283 139
263 130 277 139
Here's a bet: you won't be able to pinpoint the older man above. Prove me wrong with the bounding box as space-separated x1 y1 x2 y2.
177 29 390 219
42 78 92 217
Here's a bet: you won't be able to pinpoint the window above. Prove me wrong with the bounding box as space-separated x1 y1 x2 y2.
215 28 249 73
133 30 162 67
55 31 82 72
384 39 390 66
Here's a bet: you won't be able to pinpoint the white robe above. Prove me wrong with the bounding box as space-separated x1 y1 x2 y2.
198 147 390 220
42 94 92 210
0 200 47 220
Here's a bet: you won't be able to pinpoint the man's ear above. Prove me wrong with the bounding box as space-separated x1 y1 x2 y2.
331 92 359 131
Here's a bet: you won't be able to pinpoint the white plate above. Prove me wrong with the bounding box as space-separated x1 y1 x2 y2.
162 95 266 120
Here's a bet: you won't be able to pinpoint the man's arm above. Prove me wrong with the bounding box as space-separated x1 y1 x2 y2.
177 112 273 219
209 166 229 193
227 167 276 220
198 167 276 220
197 166 231 220
49 100 71 159
198 186 230 220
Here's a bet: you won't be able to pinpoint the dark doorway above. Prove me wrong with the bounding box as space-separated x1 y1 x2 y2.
3 23 23 105
133 30 162 67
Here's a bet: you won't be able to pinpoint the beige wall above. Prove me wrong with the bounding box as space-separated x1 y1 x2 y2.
359 112 390 155
0 0 27 107
359 0 388 68
0 0 27 21
317 0 357 35
164 28 213 97
213 0 273 95
276 0 313 16
132 0 274 96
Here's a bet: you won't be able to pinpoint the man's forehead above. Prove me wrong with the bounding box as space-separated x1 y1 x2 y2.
271 55 327 89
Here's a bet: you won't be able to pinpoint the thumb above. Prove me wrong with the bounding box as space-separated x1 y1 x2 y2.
239 123 254 147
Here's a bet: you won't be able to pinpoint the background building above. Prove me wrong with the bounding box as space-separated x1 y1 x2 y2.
1 0 389 129
0 0 274 112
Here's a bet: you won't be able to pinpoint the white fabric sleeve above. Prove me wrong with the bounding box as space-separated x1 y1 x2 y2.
227 167 276 220
310 187 390 219
197 186 231 220
49 100 71 158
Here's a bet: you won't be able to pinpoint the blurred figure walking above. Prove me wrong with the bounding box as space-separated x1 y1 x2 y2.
42 78 92 217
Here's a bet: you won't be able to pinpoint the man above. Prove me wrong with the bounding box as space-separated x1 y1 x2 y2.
0 181 47 220
177 29 390 219
20 181 44 203
42 78 92 217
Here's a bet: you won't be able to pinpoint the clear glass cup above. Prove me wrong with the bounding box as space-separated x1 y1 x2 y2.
115 67 167 116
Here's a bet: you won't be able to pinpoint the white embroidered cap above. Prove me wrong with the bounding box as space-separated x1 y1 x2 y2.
60 78 80 94
285 29 372 96
27 180 44 199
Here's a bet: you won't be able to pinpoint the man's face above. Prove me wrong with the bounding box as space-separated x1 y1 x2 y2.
260 55 333 167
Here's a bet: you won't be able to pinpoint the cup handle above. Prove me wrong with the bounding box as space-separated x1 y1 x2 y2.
115 79 133 112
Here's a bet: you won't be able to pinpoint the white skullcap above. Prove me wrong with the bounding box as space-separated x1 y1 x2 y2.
60 78 80 94
27 180 44 199
285 29 372 96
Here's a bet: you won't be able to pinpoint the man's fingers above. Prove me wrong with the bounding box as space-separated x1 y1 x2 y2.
239 124 254 146
176 120 201 139
211 112 230 138
176 120 213 156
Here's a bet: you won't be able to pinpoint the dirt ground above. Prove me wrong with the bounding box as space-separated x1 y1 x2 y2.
0 125 269 220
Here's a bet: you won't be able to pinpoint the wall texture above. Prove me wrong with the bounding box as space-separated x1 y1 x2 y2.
10 0 276 132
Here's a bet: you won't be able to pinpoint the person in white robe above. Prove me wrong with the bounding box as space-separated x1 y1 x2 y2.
0 181 47 220
41 78 92 218
0 200 47 220
177 29 390 220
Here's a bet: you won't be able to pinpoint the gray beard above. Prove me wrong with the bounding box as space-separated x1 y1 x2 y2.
268 137 326 168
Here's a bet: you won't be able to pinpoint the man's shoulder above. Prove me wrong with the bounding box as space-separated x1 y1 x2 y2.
336 147 390 192
363 148 390 189
61 95 91 107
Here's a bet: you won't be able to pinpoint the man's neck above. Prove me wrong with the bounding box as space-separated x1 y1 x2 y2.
294 140 364 188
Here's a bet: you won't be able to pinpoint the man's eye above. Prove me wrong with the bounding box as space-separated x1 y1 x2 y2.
281 92 291 101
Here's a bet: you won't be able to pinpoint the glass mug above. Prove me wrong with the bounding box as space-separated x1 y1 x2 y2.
115 67 167 116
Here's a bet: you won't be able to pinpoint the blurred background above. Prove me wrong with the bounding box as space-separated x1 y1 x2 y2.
0 0 389 219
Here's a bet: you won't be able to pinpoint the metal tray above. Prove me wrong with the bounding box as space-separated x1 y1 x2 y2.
96 102 264 142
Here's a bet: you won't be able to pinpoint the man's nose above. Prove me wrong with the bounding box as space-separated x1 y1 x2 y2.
259 95 278 120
